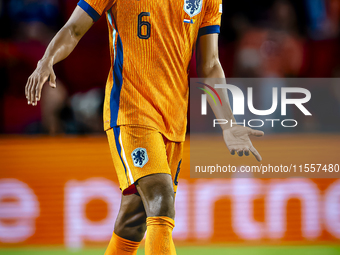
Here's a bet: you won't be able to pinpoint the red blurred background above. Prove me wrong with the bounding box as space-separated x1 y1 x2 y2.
0 0 340 134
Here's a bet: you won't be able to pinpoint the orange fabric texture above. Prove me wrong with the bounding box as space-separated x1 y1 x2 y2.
145 217 176 255
104 232 140 255
106 126 183 195
81 0 222 142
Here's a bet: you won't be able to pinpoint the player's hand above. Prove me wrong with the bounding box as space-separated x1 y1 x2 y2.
223 125 264 162
25 59 56 106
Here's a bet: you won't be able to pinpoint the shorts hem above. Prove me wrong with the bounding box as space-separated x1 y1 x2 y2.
104 123 186 142
121 172 171 196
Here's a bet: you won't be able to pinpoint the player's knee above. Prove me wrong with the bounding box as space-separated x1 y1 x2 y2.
115 210 147 241
148 189 175 219
137 174 175 219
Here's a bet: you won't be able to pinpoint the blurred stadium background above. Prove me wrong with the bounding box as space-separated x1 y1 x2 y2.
1 0 340 254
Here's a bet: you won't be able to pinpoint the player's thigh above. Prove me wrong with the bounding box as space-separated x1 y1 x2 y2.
107 125 183 217
134 138 184 217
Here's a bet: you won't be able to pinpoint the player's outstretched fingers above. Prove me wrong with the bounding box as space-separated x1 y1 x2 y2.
247 127 264 137
244 148 250 156
250 146 262 162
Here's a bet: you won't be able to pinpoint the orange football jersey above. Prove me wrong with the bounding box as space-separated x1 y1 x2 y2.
78 0 222 141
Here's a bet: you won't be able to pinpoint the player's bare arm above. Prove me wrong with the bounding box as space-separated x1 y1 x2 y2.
25 6 93 106
196 33 264 162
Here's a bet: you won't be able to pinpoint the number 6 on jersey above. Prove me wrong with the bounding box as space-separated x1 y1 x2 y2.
138 12 151 39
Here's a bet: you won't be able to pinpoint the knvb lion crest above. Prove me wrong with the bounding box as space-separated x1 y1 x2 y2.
184 0 203 17
131 148 148 168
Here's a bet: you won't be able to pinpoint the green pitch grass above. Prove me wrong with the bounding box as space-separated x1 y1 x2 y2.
1 246 340 255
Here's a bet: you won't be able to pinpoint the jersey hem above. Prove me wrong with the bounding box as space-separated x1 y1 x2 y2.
77 0 101 22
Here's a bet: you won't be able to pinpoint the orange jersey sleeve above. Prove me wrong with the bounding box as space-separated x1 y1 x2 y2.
199 0 222 36
78 0 115 21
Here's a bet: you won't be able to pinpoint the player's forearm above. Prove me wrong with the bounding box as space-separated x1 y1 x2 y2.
197 59 236 129
39 6 93 67
39 26 80 67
